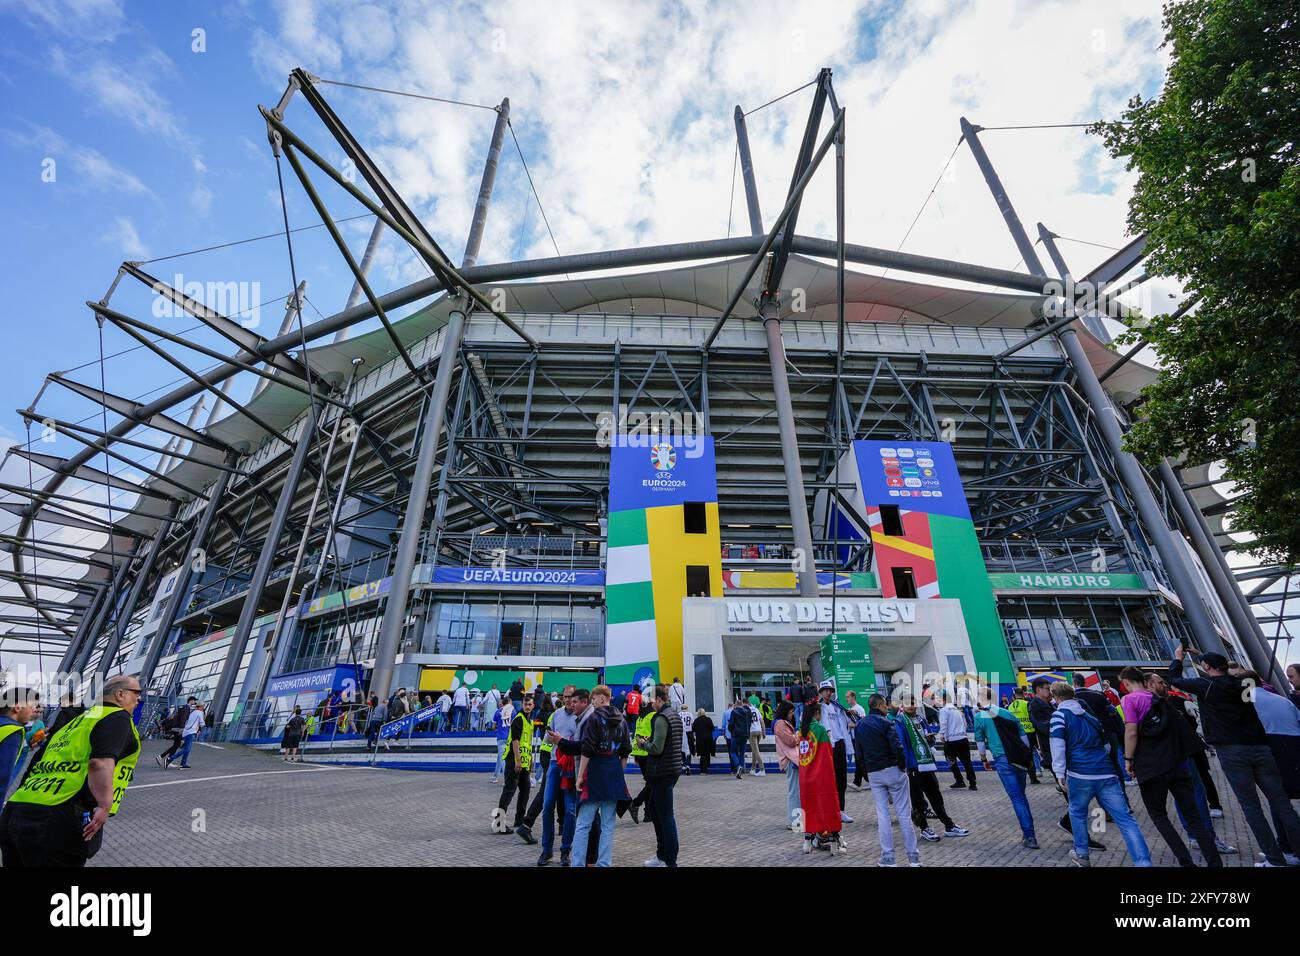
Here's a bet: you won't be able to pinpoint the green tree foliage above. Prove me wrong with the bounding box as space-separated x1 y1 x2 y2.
1095 0 1300 561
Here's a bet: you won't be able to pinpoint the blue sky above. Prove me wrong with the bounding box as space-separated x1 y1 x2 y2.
2 0 1193 671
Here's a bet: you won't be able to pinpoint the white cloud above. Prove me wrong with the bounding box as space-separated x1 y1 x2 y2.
44 42 212 213
2 125 156 198
100 216 150 259
244 0 1168 291
0 0 127 41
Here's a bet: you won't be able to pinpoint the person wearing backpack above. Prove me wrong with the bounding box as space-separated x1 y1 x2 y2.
1049 681 1151 867
155 697 194 768
727 698 752 779
281 706 306 762
975 701 1039 849
569 685 632 867
1119 667 1222 867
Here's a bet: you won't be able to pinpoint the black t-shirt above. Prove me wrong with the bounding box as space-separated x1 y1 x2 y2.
76 708 139 811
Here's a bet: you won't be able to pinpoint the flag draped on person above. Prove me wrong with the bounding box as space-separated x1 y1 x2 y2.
896 712 938 772
797 721 841 834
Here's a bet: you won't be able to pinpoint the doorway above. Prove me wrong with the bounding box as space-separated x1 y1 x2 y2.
728 670 803 714
499 621 525 656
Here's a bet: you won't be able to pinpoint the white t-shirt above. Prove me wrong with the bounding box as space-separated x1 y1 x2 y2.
436 693 452 713
183 709 205 737
680 711 693 753
670 682 686 708
484 689 502 713
452 686 469 707
750 709 765 735
848 703 866 720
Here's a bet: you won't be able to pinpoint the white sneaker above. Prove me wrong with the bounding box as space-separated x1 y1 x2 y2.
1285 853 1300 866
1210 808 1224 818
643 858 666 867
840 811 854 823
847 783 862 792
907 853 922 867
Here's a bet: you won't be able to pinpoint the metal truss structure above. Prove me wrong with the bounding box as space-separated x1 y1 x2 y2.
2 66 1291 721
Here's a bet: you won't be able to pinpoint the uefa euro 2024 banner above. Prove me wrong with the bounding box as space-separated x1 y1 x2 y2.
609 435 718 512
851 439 971 520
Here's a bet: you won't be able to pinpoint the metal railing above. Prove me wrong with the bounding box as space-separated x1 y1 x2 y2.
430 531 604 570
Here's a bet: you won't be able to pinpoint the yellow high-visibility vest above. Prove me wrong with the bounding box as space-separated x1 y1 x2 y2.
631 711 655 757
9 705 140 816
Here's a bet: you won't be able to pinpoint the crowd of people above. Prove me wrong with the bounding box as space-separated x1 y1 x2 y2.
486 681 688 867
2 651 1296 870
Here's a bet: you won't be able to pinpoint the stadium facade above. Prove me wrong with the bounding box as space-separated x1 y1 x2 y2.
3 69 1287 756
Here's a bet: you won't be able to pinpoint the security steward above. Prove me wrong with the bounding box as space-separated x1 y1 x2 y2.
0 674 143 867
495 695 534 832
1006 688 1041 784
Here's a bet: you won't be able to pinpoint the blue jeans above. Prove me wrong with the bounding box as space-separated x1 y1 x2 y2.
992 755 1035 839
1176 758 1216 837
493 741 507 777
171 734 196 767
571 799 616 867
786 763 801 826
1067 775 1151 866
728 735 746 772
449 705 467 732
539 762 577 857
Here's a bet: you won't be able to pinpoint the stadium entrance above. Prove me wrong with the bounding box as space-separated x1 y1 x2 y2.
682 596 993 718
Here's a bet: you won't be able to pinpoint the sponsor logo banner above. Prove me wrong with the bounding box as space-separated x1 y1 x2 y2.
852 439 969 519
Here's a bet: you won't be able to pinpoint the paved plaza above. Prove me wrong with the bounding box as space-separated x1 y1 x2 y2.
87 739 1282 868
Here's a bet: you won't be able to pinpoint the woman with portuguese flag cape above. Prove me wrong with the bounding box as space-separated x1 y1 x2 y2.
796 700 847 854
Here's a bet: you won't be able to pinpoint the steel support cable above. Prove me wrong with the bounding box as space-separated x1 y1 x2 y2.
19 420 52 663
312 77 498 112
138 214 375 266
1048 234 1122 252
273 150 332 485
882 137 962 279
507 119 565 272
95 316 122 660
743 78 818 116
